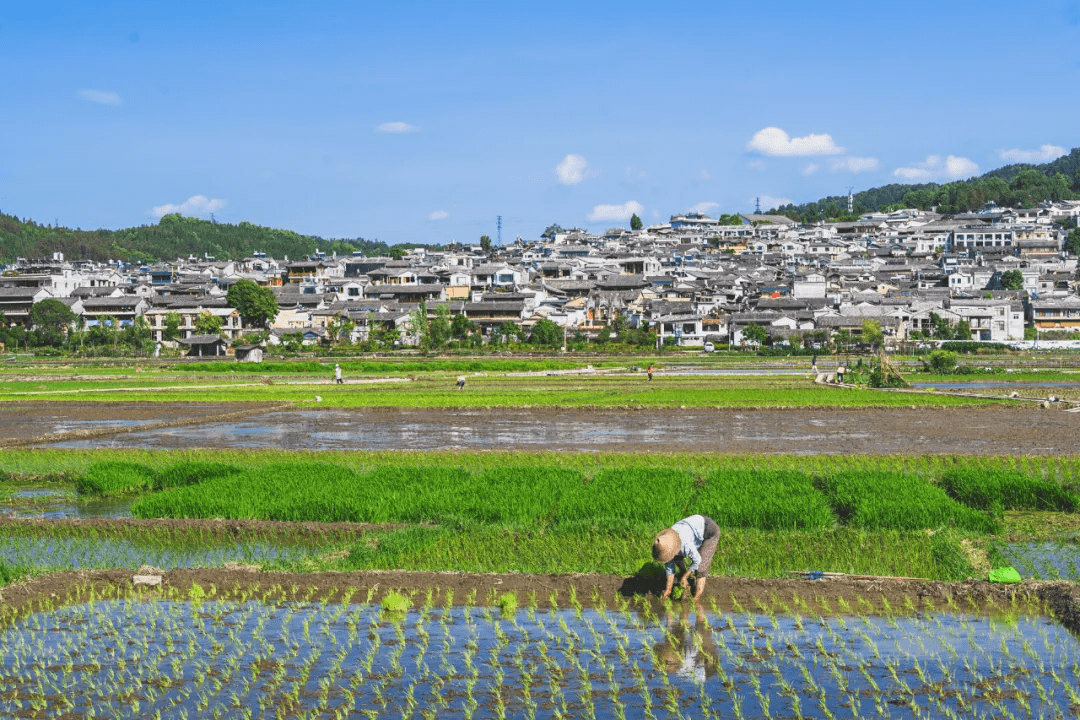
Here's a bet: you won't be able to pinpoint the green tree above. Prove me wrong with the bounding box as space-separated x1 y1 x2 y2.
163 311 181 341
226 279 278 329
194 311 224 336
954 320 972 340
860 319 884 350
929 312 954 340
926 350 958 373
541 224 566 239
281 331 305 353
121 316 154 355
742 322 767 346
88 315 119 348
30 299 76 347
409 300 430 349
832 328 852 351
630 214 643 231
428 304 451 348
494 321 521 344
596 324 612 345
480 235 492 251
530 318 563 348
612 314 629 339
1065 229 1080 256
450 312 474 340
1000 269 1024 291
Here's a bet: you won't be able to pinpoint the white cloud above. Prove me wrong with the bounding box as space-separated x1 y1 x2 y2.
755 195 793 211
556 154 589 185
699 169 711 180
999 144 1067 163
747 127 844 156
376 121 417 133
588 200 643 222
78 89 122 106
829 156 879 173
688 201 720 214
802 164 819 176
429 210 449 220
150 195 226 218
945 155 979 178
893 154 979 181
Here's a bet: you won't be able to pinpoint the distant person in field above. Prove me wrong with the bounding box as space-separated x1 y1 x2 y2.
334 364 343 384
652 514 719 600
648 363 654 382
456 375 466 390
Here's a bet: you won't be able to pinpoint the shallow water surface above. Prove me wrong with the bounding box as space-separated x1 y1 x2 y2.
0 600 1075 719
0 535 331 570
0 487 133 519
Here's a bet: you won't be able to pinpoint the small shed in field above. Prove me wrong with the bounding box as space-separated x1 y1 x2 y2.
178 334 230 357
234 344 264 363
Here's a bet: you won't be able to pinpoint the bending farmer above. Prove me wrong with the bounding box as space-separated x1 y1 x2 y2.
652 514 719 600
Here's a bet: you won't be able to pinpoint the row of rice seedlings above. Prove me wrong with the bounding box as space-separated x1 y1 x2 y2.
1 583 1078 718
696 470 835 531
818 471 1002 533
129 462 1006 536
75 460 243 496
9 449 1080 490
940 468 1080 514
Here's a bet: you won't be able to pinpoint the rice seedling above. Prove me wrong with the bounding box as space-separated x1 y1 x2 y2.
819 470 1001 533
697 469 836 531
940 468 1080 514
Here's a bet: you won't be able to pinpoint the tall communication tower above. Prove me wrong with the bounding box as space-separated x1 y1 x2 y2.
755 197 761 214
496 216 502 245
847 187 854 215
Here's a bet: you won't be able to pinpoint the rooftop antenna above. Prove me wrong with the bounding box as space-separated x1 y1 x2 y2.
846 187 854 215
497 215 503 245
755 197 761 214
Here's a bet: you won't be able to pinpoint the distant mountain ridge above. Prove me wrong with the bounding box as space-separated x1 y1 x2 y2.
0 211 427 264
769 148 1080 220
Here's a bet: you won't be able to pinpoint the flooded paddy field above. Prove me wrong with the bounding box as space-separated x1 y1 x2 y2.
6 404 1075 454
2 571 1080 719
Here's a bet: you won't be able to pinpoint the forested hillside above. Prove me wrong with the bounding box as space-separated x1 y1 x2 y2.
0 212 423 264
769 148 1080 221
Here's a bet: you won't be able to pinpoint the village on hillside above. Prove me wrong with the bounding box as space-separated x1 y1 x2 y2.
3 201 1080 356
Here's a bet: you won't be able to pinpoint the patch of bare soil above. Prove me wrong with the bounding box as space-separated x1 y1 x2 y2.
4 569 1079 634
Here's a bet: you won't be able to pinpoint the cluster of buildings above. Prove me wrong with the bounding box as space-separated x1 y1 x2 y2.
3 201 1080 354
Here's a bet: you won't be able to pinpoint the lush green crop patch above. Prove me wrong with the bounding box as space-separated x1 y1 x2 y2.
820 471 1000 533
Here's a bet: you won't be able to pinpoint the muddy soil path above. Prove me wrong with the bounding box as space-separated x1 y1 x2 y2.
4 569 1079 633
3 402 1075 454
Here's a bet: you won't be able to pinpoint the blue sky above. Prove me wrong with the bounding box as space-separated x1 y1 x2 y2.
3 1 1078 245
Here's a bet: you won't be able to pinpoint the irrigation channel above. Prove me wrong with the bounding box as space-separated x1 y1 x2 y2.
3 404 1077 454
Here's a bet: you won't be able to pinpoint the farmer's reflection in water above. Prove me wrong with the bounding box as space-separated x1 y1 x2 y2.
654 607 719 682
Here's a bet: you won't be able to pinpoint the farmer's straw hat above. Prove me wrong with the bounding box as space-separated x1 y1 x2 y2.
652 529 679 563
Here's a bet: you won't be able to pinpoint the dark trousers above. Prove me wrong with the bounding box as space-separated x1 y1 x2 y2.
696 516 720 577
